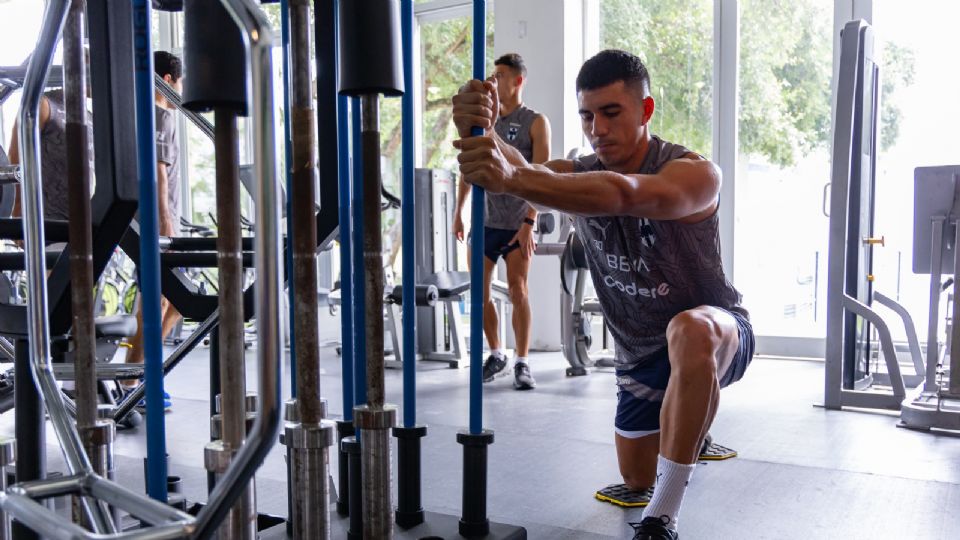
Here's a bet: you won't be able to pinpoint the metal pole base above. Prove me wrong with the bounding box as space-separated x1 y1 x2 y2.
283 421 335 540
282 399 297 536
458 430 495 538
77 421 116 528
215 392 260 415
210 412 256 442
204 441 257 540
335 420 354 516
393 425 427 529
355 404 397 540
0 437 15 540
341 436 362 540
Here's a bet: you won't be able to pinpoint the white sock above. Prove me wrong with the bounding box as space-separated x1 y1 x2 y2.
641 455 695 529
514 357 528 365
491 348 505 359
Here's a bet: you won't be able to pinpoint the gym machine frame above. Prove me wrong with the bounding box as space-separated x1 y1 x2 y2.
898 166 960 431
0 1 284 539
823 20 915 412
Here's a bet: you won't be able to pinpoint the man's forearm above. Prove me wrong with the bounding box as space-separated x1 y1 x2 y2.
455 175 470 215
509 167 636 217
156 164 173 235
493 134 552 174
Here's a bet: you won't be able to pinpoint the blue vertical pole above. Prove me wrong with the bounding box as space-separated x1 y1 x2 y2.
351 97 366 415
401 0 416 429
132 0 168 502
335 13 354 418
469 0 486 436
280 0 297 397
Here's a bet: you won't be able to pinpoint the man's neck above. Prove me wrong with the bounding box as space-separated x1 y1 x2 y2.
155 94 170 110
607 132 652 175
500 95 522 117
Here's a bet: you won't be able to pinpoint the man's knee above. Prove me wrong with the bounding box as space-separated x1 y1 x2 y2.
507 280 528 306
483 288 495 306
666 309 723 375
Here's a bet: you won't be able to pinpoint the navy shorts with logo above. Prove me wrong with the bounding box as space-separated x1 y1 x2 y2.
614 308 755 438
469 227 520 263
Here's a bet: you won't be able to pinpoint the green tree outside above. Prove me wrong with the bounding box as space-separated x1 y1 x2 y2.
600 0 914 167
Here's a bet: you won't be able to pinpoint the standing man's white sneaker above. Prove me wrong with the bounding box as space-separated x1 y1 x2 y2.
513 361 536 390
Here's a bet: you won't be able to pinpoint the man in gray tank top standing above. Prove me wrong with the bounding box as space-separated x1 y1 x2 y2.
453 53 552 390
8 87 94 221
123 51 184 409
452 50 755 539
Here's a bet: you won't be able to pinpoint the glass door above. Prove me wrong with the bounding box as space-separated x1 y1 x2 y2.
733 0 834 339
870 0 960 342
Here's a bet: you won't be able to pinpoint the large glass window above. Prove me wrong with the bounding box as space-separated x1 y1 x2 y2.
733 0 834 338
599 0 713 158
0 1 44 147
414 9 494 274
870 0 960 340
418 14 495 171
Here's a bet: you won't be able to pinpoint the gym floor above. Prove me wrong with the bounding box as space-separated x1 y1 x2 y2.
2 345 959 539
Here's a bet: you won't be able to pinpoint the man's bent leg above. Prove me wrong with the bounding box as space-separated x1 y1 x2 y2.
503 248 532 358
481 256 500 351
159 298 181 343
466 244 501 352
640 306 739 531
615 432 659 491
122 295 145 387
613 354 670 491
504 248 535 389
661 307 739 464
123 296 181 388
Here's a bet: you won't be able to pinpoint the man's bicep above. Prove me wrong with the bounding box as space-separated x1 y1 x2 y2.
530 115 552 164
635 158 721 217
543 159 575 174
155 115 176 164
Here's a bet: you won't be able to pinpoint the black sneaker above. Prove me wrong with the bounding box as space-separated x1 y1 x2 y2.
630 516 678 540
482 354 508 383
513 362 536 390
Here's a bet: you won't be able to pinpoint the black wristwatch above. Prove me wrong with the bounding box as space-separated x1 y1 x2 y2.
522 217 535 227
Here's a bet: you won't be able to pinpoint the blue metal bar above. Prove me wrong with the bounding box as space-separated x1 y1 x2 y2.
132 0 168 502
350 97 366 413
469 0 486 435
280 0 297 397
400 0 416 428
335 0 355 419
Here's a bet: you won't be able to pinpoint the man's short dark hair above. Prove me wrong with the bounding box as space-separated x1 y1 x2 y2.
576 49 650 98
494 53 527 77
154 50 182 82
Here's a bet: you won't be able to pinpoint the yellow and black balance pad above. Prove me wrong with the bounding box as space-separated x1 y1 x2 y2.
595 484 654 507
699 437 737 461
596 439 737 507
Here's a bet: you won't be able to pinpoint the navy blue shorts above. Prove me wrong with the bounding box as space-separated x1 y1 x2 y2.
469 227 520 263
614 308 755 438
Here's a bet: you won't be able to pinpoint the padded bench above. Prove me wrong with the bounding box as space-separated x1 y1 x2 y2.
386 271 471 368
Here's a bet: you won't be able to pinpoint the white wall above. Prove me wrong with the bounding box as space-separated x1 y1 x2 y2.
494 0 588 350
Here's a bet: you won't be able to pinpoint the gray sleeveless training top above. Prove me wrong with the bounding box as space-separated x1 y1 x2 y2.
488 104 538 230
39 90 94 221
572 135 745 370
155 105 181 229
39 91 71 220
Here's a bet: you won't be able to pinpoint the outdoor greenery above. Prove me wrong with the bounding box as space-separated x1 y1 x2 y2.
600 0 914 166
175 1 915 274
